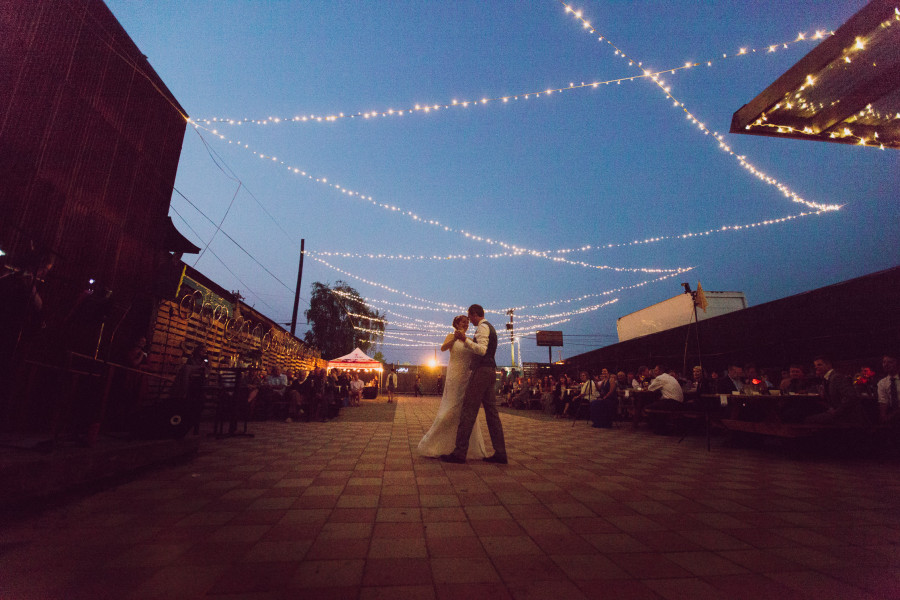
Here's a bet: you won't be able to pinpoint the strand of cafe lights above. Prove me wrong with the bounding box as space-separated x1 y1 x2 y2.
306 249 683 275
332 267 690 321
196 24 831 128
345 312 452 336
554 1 851 223
190 118 837 261
347 297 609 335
353 298 618 343
183 14 845 262
313 252 693 319
744 8 899 149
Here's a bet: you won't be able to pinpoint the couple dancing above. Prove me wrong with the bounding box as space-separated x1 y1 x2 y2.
417 304 508 464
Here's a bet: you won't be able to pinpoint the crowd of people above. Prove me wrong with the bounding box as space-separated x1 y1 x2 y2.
498 353 900 434
173 350 383 428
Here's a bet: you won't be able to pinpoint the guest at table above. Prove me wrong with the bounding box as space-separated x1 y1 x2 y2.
779 364 812 394
540 375 556 414
644 364 685 433
284 369 309 422
616 371 628 391
562 371 599 419
683 366 713 397
349 373 364 406
718 364 745 394
632 365 651 389
590 368 618 428
646 364 684 407
804 356 870 426
877 353 900 427
553 374 571 415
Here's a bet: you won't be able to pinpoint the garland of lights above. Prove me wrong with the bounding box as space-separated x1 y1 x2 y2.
196 26 830 127
744 11 898 150
326 254 692 319
192 121 837 262
557 2 846 213
306 249 683 274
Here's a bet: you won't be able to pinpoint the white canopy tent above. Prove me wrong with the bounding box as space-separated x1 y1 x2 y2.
326 348 383 387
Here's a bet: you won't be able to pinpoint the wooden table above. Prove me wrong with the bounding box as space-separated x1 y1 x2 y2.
704 393 827 438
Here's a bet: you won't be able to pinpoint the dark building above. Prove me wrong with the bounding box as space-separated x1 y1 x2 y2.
1 0 192 359
1 0 197 431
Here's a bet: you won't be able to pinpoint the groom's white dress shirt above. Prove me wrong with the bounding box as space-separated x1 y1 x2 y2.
464 321 490 358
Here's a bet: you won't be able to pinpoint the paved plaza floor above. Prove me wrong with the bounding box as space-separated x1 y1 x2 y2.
2 395 899 599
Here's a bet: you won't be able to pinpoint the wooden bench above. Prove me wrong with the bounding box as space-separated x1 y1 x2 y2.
721 419 889 439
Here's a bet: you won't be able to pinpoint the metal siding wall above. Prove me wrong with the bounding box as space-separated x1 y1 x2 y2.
0 0 186 337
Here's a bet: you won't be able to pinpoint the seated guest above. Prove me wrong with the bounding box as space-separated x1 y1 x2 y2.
562 371 598 418
266 365 288 393
553 374 570 416
632 365 651 389
540 375 556 414
349 373 364 406
779 364 812 394
877 353 900 427
284 370 309 422
616 371 629 391
804 356 870 426
683 366 718 412
645 364 684 408
644 364 685 433
590 368 618 428
683 365 713 397
717 364 744 394
256 365 288 419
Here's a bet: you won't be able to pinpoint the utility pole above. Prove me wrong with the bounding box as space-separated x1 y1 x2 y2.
505 308 515 369
290 239 305 336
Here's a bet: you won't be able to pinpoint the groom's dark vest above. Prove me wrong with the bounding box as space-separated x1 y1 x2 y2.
472 320 498 369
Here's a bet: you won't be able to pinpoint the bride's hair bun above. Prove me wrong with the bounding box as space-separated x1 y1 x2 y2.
452 315 467 329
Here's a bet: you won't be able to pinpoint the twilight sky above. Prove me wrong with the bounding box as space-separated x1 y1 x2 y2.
106 0 898 366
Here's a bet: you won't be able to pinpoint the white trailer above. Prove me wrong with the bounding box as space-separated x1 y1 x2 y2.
616 291 747 342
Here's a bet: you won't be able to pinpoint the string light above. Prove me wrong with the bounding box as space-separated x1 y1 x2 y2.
307 249 685 274
744 11 898 150
192 121 838 259
330 260 693 322
558 2 842 212
195 24 829 128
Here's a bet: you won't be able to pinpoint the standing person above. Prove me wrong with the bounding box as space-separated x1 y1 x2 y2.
414 375 422 397
440 304 507 464
386 368 398 403
418 315 488 459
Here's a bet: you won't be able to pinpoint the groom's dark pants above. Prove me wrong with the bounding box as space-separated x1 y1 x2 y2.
452 366 506 459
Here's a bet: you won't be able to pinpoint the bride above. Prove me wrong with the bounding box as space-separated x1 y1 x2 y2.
417 315 488 459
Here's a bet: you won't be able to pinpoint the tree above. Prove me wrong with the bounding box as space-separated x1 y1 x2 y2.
304 281 384 359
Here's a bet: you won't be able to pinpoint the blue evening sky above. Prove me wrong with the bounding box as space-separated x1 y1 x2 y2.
105 0 897 365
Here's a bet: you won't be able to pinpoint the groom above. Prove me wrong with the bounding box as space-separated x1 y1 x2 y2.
440 304 508 464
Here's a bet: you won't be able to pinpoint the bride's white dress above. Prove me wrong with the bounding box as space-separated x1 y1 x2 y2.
417 338 488 459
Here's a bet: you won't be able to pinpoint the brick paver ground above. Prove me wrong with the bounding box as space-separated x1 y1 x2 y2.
2 395 899 599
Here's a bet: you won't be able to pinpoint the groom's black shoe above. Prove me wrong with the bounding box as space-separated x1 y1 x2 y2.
483 454 508 464
439 454 466 464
